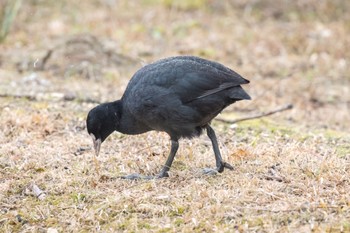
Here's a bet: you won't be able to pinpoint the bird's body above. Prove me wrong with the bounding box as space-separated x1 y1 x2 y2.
87 56 250 179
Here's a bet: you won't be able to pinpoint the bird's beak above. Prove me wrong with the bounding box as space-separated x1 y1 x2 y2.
90 134 101 157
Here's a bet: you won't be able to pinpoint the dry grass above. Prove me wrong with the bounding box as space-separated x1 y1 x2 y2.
0 0 349 232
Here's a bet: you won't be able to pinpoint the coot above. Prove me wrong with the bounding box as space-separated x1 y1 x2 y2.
87 56 250 179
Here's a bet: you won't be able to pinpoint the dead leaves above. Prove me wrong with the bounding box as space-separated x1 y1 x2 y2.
230 148 254 160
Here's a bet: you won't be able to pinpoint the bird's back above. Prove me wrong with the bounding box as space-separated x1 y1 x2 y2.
121 56 250 139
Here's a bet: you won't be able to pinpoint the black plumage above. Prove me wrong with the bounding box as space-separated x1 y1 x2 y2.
86 56 250 179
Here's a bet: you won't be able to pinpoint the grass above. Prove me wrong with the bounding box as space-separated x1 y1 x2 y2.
0 0 349 232
0 0 22 43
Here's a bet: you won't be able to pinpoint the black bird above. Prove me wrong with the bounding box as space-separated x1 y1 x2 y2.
86 56 250 179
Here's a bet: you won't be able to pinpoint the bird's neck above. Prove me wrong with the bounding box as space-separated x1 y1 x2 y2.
108 100 122 128
117 101 151 135
100 100 122 141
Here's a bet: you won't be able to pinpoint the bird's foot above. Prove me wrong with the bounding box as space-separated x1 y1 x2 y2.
202 161 234 175
120 171 169 180
202 168 219 175
120 173 154 180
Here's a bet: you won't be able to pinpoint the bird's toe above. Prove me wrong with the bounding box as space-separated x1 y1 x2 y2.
202 161 234 175
120 173 154 180
220 161 234 172
202 168 219 175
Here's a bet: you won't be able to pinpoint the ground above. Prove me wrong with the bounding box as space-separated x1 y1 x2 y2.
0 0 349 232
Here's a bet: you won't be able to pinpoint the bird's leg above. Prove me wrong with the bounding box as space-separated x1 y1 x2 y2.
120 140 179 180
203 125 234 175
157 139 179 178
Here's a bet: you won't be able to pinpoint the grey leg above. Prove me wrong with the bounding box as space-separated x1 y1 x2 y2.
205 125 234 174
121 140 179 180
157 140 179 178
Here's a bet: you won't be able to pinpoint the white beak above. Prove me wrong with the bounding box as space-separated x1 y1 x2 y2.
90 133 101 157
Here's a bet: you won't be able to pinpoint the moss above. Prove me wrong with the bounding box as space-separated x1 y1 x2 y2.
172 161 187 171
236 118 299 140
169 205 186 217
137 221 152 230
157 228 172 233
45 217 59 226
247 217 265 227
71 192 87 203
320 129 349 140
335 145 350 158
34 167 45 173
343 222 350 231
46 196 67 206
174 218 184 227
117 222 128 231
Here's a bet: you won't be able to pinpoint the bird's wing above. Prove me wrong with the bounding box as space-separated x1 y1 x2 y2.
165 58 249 103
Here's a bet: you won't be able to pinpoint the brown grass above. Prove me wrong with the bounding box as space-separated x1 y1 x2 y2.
0 0 349 232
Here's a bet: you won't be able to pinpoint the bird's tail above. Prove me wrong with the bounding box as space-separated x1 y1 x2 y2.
229 86 251 100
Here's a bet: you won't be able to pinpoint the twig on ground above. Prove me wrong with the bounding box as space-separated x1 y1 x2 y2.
0 93 36 101
29 34 138 72
263 164 289 183
263 175 287 183
36 48 53 70
27 183 46 200
216 104 293 124
0 93 100 104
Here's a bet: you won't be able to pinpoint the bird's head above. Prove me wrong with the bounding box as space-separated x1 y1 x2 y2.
86 102 120 156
